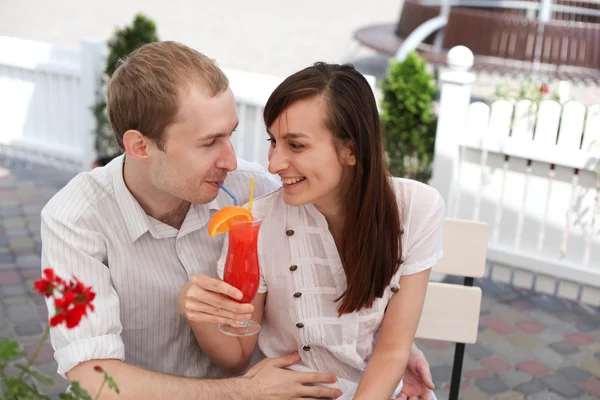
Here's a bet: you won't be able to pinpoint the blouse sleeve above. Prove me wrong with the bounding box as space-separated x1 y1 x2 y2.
400 186 446 276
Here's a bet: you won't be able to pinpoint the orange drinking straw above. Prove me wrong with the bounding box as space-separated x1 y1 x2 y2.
248 177 255 213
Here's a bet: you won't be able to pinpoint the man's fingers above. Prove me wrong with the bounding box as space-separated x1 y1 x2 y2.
185 302 252 322
269 352 301 368
296 371 337 385
194 289 254 314
186 311 250 327
395 393 408 400
422 390 433 400
298 383 342 399
192 274 244 300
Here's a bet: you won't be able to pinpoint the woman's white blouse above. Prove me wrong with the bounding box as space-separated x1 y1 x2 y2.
218 177 445 398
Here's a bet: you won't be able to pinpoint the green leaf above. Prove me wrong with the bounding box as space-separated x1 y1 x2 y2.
0 339 24 362
65 381 93 400
14 363 54 386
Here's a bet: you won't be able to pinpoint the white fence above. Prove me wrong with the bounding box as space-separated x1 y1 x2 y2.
430 46 600 305
3 35 599 305
0 36 292 173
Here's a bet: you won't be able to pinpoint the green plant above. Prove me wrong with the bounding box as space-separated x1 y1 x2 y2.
0 269 119 399
93 13 160 162
380 52 437 183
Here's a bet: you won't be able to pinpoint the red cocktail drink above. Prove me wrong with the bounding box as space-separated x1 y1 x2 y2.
219 212 263 336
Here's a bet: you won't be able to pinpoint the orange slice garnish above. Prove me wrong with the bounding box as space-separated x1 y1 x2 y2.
208 206 253 236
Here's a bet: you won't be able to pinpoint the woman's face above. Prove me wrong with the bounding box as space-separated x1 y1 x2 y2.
267 95 355 212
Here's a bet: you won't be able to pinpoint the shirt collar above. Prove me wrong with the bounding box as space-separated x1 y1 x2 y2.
111 155 225 242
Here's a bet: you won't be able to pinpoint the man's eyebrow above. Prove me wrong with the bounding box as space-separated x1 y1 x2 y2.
202 122 239 140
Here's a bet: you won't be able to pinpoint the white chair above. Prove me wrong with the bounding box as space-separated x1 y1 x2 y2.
415 218 489 400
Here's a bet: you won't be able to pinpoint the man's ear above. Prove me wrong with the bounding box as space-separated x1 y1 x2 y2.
123 130 151 161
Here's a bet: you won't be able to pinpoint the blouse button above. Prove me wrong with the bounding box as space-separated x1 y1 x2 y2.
302 345 311 351
286 229 295 236
289 265 298 272
296 322 304 328
391 286 399 293
293 292 302 298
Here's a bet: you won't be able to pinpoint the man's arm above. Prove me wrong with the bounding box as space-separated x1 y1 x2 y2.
68 354 342 400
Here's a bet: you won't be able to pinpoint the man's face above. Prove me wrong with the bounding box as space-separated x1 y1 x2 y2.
147 85 239 205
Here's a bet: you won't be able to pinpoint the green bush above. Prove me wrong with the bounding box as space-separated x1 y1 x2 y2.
380 51 437 183
92 13 160 162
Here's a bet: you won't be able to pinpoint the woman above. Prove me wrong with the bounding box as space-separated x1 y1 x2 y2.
180 62 444 399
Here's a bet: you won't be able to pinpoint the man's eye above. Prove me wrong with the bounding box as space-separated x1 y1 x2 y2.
204 139 217 147
290 143 304 150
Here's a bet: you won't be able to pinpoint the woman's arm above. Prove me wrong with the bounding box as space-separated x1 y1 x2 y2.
353 268 432 400
178 274 266 375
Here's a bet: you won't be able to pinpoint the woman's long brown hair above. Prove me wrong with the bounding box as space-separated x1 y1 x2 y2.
263 62 403 315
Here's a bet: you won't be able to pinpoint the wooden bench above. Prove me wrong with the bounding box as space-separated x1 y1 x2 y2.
353 0 600 83
415 218 489 400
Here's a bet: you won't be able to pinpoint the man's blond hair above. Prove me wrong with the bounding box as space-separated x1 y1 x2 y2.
106 41 229 151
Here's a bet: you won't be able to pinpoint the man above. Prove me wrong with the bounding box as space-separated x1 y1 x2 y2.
41 41 435 399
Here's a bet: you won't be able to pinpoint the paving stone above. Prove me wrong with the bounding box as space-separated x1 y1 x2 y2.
451 386 488 400
530 347 569 368
9 237 35 250
480 357 512 373
0 284 29 297
580 358 600 378
0 270 23 284
16 254 41 268
540 373 585 397
515 319 545 334
466 343 494 360
501 370 532 387
480 316 518 335
36 362 69 395
0 308 10 330
5 300 38 325
4 227 29 237
526 309 570 330
486 338 532 363
492 391 524 400
549 340 581 355
565 332 595 346
465 368 491 379
528 391 567 400
580 378 600 398
23 343 55 365
474 375 510 395
0 207 21 217
506 331 543 348
575 320 600 333
1 217 26 228
14 322 45 337
514 378 548 396
557 366 594 385
517 360 551 376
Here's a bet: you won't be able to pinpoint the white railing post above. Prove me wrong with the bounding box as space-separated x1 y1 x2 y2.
79 37 106 171
429 45 475 217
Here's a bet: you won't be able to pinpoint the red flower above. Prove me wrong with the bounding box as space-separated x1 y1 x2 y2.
34 268 96 329
94 365 103 372
33 268 64 298
539 84 550 94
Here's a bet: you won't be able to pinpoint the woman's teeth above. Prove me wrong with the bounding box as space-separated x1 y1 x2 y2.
282 177 306 185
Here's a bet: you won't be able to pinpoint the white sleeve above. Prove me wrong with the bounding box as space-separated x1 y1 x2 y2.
400 188 446 276
41 208 125 379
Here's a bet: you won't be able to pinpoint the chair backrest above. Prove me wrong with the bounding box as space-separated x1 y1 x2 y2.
415 218 489 344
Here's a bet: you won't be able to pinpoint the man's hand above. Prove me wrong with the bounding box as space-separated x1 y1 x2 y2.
395 345 435 400
178 274 253 326
242 353 342 400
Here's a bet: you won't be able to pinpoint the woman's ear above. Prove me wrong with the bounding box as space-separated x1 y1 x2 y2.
340 142 356 166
